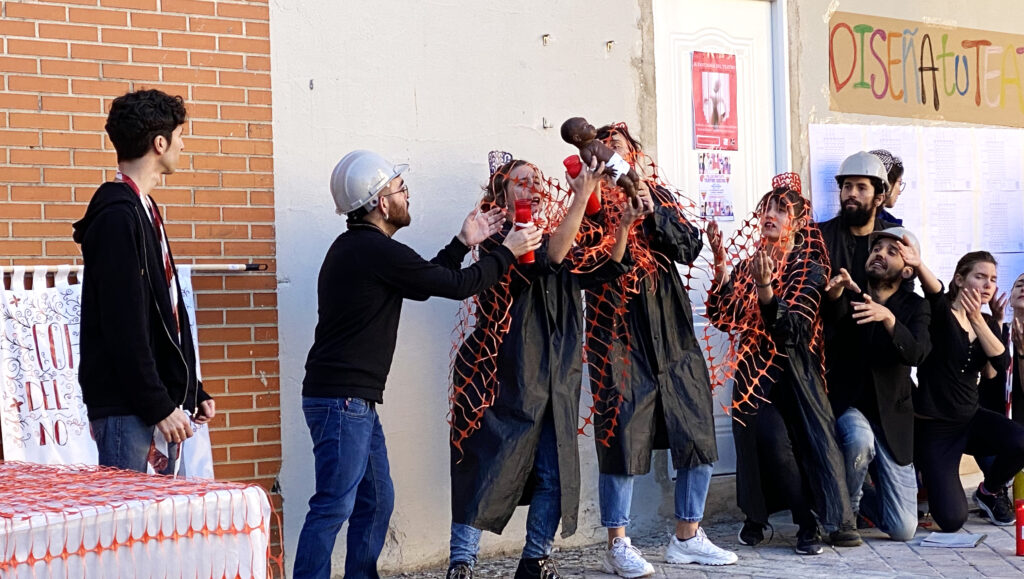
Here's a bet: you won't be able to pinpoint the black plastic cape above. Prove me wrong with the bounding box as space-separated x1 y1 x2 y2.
586 191 718 475
450 230 629 537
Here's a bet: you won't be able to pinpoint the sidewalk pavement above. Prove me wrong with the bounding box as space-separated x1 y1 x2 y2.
392 508 1024 578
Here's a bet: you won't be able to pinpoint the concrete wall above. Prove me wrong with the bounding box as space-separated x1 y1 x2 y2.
270 1 652 572
786 0 1024 173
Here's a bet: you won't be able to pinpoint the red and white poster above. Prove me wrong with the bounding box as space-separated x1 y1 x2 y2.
692 51 738 150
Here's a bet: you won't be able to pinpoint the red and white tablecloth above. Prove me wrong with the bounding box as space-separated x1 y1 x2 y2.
0 462 273 578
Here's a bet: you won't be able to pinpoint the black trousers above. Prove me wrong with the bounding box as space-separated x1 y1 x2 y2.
915 408 1024 532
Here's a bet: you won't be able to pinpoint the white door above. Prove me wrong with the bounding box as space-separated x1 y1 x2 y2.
654 0 785 475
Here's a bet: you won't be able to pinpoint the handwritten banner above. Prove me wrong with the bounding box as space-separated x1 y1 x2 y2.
829 12 1024 127
0 266 96 464
0 266 213 477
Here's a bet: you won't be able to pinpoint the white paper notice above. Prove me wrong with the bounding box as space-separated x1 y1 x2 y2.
863 125 923 231
809 124 864 222
979 191 1024 253
923 190 975 282
978 129 1023 192
923 127 974 191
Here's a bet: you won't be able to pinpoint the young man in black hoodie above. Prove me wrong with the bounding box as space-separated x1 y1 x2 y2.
73 90 214 474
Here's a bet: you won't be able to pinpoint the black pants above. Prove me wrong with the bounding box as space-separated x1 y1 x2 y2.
755 399 818 529
915 408 1024 532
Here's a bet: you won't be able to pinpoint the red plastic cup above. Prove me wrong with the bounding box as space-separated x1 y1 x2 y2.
513 198 535 264
563 155 601 215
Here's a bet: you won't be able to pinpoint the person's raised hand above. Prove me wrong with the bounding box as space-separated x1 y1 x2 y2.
960 287 984 321
989 291 1009 325
751 250 775 287
458 206 505 247
825 267 861 299
567 155 605 203
851 293 896 326
502 224 543 258
707 221 726 264
898 236 921 269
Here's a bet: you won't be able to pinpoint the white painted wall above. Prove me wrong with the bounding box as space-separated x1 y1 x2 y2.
270 1 647 573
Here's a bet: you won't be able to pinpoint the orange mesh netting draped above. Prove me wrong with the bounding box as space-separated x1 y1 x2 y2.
0 461 283 578
703 174 832 423
448 162 570 455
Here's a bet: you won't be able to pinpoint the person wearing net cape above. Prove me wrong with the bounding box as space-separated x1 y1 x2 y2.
707 174 860 554
584 124 737 576
446 153 642 579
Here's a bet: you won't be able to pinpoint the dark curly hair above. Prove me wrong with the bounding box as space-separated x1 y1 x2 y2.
105 89 187 162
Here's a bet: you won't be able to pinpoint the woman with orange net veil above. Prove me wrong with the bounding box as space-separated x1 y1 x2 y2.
446 153 643 579
584 124 736 577
706 174 859 556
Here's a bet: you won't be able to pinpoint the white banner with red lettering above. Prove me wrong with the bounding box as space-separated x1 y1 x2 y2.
0 265 214 477
0 266 95 464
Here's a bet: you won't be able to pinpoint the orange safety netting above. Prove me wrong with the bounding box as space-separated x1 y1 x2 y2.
449 162 572 455
0 461 283 578
577 145 711 446
702 173 832 423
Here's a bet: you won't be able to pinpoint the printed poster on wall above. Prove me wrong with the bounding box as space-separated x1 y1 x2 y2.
692 51 738 150
698 151 735 221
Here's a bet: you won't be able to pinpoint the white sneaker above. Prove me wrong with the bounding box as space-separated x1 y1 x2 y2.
602 537 655 578
664 528 738 566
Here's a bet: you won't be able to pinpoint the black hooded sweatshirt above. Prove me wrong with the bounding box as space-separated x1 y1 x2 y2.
72 181 208 425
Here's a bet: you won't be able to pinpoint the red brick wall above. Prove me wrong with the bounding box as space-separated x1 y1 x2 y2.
0 0 281 520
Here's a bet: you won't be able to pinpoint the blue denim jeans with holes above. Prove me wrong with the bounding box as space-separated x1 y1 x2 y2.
293 396 395 579
836 407 917 541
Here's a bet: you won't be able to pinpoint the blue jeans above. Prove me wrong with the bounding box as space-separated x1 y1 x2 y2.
294 397 394 579
599 462 713 527
92 414 181 475
837 408 917 541
449 415 561 565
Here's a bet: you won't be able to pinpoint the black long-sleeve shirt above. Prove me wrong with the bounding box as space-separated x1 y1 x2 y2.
302 223 514 403
914 290 1011 423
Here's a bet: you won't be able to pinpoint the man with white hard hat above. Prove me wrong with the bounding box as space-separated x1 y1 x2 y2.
819 151 900 292
294 150 542 579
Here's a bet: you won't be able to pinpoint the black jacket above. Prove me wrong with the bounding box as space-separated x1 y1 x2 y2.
824 287 931 465
979 323 1024 425
73 182 207 425
586 189 717 474
303 223 515 404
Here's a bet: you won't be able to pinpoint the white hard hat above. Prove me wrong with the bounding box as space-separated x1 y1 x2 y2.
834 151 890 195
330 150 408 215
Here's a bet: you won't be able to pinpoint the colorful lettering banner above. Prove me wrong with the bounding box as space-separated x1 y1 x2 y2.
829 12 1024 127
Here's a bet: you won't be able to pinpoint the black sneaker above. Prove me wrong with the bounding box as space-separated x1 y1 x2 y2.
795 525 824 555
514 557 561 579
974 485 1015 526
737 520 766 546
446 562 473 579
827 527 863 547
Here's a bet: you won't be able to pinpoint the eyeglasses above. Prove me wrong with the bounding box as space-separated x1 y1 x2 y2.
895 179 908 194
381 183 409 199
